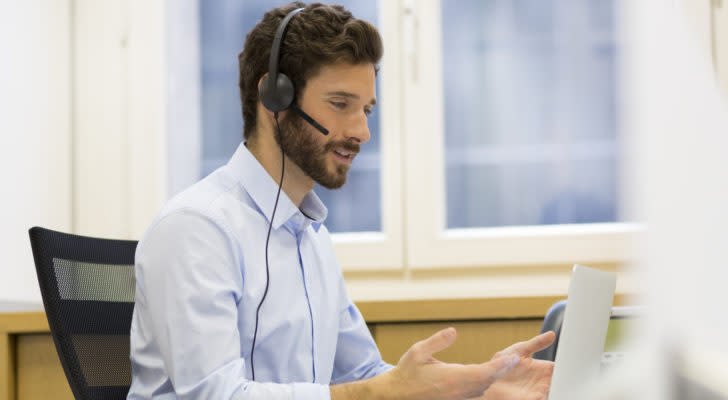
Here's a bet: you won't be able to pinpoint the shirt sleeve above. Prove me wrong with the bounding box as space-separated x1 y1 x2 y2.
135 210 331 400
330 289 394 384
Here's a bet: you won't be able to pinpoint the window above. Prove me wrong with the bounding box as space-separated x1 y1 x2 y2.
200 0 383 233
195 0 636 271
402 0 635 269
199 0 403 269
441 0 618 228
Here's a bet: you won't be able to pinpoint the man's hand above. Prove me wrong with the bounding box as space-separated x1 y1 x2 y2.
331 329 556 400
482 331 556 400
375 327 523 399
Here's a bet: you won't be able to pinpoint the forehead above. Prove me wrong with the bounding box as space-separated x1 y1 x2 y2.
304 63 377 101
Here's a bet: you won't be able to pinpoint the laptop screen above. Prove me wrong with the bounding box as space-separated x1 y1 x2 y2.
548 264 617 400
601 306 644 370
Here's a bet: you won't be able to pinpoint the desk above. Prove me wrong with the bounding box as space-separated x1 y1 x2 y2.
0 302 69 400
0 294 628 400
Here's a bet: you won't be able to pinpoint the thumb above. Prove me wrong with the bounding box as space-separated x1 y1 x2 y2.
403 327 457 364
495 331 556 359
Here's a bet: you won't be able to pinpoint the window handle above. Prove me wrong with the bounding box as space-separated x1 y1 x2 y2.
403 0 419 83
710 0 723 73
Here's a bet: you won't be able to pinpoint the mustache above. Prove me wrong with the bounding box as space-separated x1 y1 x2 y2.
324 140 360 155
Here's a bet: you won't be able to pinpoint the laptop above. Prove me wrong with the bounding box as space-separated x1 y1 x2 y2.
548 264 617 400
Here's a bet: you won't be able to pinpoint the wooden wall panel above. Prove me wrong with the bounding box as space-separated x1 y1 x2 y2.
373 319 545 365
16 334 73 400
0 334 15 400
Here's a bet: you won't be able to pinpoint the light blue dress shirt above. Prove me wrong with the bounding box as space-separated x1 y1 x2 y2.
127 142 392 399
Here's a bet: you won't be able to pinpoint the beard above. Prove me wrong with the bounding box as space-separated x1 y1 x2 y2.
274 111 360 189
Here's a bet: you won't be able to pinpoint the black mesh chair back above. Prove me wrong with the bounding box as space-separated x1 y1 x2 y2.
28 226 137 400
533 299 567 361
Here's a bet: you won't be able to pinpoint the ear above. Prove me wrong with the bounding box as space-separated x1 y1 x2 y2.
257 73 268 91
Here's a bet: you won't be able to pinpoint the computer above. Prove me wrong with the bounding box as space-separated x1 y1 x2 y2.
601 305 644 371
548 264 617 400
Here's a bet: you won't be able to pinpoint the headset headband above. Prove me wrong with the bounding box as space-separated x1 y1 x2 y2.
268 8 304 87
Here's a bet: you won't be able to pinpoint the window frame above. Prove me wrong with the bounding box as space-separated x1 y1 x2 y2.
331 1 405 270
127 0 638 272
399 0 638 270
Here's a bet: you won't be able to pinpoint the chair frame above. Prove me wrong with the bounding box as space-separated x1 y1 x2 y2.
29 226 137 400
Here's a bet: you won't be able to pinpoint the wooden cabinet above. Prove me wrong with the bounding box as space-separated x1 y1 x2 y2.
371 319 544 365
0 294 627 399
358 295 579 365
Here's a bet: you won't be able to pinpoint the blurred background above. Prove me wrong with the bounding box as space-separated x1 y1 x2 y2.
1 0 728 396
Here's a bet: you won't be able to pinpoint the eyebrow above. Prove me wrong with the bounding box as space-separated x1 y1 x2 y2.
326 91 377 106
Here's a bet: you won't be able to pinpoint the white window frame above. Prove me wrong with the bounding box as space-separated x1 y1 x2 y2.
331 1 405 271
400 0 640 270
73 0 640 271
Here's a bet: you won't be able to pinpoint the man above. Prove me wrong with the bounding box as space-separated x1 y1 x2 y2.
128 2 555 399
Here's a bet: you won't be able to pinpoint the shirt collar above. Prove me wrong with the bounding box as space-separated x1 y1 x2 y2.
227 142 327 232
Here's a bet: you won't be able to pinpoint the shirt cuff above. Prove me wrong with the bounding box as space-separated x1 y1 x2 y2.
292 382 331 400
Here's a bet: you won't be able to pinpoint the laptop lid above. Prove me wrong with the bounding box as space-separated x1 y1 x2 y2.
548 264 617 400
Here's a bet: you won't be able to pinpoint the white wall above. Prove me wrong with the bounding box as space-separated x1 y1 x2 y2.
0 1 72 302
73 0 168 239
71 0 199 239
0 0 174 302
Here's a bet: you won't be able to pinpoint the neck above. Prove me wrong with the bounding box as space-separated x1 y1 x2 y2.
246 122 314 208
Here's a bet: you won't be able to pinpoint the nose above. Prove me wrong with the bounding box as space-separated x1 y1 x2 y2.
345 111 371 144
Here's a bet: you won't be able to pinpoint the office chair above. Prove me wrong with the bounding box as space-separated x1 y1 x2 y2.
533 299 567 361
533 299 644 362
29 226 137 400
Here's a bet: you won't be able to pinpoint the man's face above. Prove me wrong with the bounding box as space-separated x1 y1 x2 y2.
275 62 376 189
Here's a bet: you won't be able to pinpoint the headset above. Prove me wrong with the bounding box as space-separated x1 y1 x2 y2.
258 7 329 135
250 7 327 381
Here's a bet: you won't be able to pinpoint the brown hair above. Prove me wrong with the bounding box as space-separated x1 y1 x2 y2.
238 2 383 139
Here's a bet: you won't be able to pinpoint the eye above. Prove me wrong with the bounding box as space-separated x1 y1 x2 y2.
330 101 346 109
364 108 373 116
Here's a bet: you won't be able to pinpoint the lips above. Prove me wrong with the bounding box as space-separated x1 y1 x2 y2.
331 148 357 166
325 141 360 166
334 149 354 158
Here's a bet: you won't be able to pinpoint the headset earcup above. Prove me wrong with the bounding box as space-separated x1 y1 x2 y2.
259 73 295 112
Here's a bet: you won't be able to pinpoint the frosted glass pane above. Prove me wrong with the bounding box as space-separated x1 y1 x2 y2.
442 0 618 228
199 1 381 233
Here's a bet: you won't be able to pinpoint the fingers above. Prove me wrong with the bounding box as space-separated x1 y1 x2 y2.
394 328 544 399
406 327 458 364
523 331 556 356
495 331 556 359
